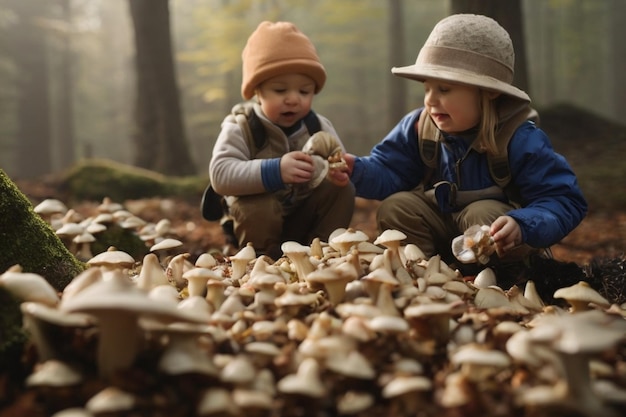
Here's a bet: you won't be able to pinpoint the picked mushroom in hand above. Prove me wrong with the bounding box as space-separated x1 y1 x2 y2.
451 224 496 265
302 131 347 170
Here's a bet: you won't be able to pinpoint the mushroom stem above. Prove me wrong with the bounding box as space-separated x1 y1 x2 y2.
95 312 141 380
556 351 619 417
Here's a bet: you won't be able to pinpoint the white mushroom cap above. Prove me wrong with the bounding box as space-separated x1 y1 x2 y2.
86 247 135 270
277 357 326 398
26 359 82 387
85 387 135 414
232 388 274 410
195 252 218 269
196 388 239 416
281 241 315 282
305 266 354 305
50 408 92 417
553 281 610 312
382 375 432 398
325 350 376 379
228 243 257 282
0 264 59 306
329 228 370 256
34 199 68 216
337 391 375 415
150 237 183 252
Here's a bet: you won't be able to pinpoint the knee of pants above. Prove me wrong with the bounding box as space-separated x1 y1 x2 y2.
376 190 432 229
228 194 283 247
457 199 514 230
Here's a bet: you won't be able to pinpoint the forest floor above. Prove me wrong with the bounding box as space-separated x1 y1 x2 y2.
2 104 626 416
12 103 626 267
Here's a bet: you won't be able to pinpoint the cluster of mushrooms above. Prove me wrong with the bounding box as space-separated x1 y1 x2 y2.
1 198 626 417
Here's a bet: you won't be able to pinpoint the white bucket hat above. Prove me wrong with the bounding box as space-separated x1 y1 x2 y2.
392 14 530 103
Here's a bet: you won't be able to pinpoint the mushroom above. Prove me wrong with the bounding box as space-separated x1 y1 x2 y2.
165 252 192 288
326 349 376 380
26 359 83 388
337 391 375 415
72 232 96 261
155 321 219 379
84 387 136 415
404 300 466 345
374 229 407 266
196 388 239 416
277 357 326 398
329 228 370 257
281 241 315 282
182 267 222 298
553 280 610 312
150 237 184 265
59 268 203 379
20 301 94 362
382 374 432 416
0 264 60 306
232 388 274 415
472 267 497 288
86 247 136 271
228 243 257 282
136 253 169 291
515 310 626 417
34 198 68 225
220 354 257 386
305 265 354 305
451 224 495 264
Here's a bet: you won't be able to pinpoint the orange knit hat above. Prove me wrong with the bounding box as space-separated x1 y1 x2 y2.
241 21 327 100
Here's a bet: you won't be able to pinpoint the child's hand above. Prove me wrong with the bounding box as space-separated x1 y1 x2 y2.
490 215 523 255
326 153 355 187
281 151 314 184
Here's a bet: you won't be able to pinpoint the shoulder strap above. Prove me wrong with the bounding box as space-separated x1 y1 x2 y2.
227 102 266 156
303 110 321 135
417 109 442 187
227 103 323 157
489 107 539 189
417 109 441 170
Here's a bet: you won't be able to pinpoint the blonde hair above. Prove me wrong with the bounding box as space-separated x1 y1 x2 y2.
477 91 499 155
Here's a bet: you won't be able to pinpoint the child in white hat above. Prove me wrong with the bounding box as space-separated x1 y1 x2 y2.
330 14 587 275
209 21 355 259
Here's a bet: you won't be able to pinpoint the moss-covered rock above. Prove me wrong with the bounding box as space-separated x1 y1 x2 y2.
58 158 208 203
0 169 86 370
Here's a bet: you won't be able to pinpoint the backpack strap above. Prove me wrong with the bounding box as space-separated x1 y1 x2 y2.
417 109 442 187
302 110 321 135
228 102 266 155
489 107 540 189
227 102 322 157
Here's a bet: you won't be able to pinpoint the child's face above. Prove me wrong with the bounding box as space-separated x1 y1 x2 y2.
423 80 482 134
256 73 316 128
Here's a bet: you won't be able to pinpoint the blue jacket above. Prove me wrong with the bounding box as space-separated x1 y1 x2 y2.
351 108 588 248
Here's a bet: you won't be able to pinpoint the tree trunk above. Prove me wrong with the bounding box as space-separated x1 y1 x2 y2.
128 0 196 176
11 0 53 179
449 0 529 94
609 0 626 122
55 0 76 171
388 0 407 124
0 169 85 373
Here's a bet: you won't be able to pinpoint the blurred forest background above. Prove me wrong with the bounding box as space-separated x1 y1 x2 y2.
0 0 625 200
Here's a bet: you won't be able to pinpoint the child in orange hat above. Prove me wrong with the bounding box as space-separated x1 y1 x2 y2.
209 21 355 259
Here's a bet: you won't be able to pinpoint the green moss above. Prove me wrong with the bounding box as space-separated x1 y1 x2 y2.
59 158 208 203
91 224 149 260
0 169 86 367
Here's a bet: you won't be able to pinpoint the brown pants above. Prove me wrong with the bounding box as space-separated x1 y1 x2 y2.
376 185 536 265
228 180 355 254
